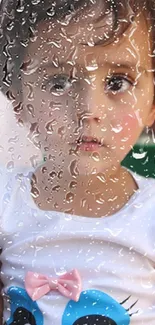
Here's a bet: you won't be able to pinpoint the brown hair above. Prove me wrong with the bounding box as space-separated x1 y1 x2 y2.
0 0 155 96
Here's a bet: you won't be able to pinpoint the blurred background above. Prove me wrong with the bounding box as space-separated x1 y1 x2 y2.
122 122 155 178
0 92 42 172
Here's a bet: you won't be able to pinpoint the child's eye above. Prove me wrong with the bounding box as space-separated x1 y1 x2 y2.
105 74 133 94
45 74 72 95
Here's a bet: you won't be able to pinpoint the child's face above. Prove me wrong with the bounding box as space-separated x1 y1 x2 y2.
21 11 155 176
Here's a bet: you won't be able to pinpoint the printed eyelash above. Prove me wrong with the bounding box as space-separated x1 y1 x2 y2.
120 295 139 316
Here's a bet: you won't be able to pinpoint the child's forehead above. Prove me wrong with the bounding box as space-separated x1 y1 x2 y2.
26 12 152 72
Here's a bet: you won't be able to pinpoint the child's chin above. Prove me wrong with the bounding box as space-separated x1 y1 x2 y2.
77 156 121 179
77 159 109 177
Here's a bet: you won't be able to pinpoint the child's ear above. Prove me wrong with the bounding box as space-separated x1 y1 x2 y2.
145 103 155 127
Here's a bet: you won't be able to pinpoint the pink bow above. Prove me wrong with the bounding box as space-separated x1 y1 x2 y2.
25 269 82 302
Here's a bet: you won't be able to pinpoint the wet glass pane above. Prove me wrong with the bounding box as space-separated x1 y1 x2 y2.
0 1 155 324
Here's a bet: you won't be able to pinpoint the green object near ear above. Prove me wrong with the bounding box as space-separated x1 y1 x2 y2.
122 142 155 178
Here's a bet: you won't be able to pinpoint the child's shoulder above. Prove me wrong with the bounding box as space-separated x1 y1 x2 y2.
0 165 17 216
0 164 33 182
0 164 32 212
131 169 155 185
0 164 15 188
130 169 155 202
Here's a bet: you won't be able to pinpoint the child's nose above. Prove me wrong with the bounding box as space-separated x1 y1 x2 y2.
77 73 105 123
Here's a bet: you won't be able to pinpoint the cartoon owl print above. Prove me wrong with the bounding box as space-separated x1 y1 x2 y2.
6 287 138 325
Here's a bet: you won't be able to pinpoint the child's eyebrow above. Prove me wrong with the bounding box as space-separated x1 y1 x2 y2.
104 61 147 74
40 60 147 74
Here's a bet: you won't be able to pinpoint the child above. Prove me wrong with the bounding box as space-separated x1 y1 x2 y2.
0 0 155 324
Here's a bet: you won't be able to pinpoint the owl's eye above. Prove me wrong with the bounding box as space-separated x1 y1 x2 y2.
73 314 117 325
6 287 43 325
11 307 36 325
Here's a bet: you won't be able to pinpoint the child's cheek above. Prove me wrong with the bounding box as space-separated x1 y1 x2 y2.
110 112 142 145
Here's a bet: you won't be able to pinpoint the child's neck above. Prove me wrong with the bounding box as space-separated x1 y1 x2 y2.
31 164 138 218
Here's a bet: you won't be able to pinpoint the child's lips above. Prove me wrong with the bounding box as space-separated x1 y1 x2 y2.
80 136 99 144
77 136 105 145
70 136 106 152
77 142 101 152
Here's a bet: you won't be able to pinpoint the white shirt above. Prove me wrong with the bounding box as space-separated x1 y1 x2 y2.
0 166 155 325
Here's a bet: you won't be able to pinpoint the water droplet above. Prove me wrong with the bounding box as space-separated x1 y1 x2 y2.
132 151 147 159
49 155 56 161
52 54 59 68
20 38 29 48
17 118 24 127
27 123 41 148
54 202 59 209
69 160 79 177
0 28 3 39
31 0 41 5
31 186 40 198
42 167 47 174
92 152 100 162
46 197 52 204
8 147 14 153
108 195 117 202
140 280 153 289
58 14 73 27
7 21 14 31
8 136 19 144
28 123 40 139
81 198 87 208
13 101 23 114
29 26 38 43
30 155 41 168
119 248 124 257
133 202 143 209
0 145 4 152
45 119 57 134
112 125 123 133
44 147 50 154
46 38 61 48
45 121 53 135
105 228 123 237
83 77 91 86
58 171 63 179
16 0 25 12
87 38 95 47
27 83 34 101
58 126 65 138
7 161 14 171
27 104 35 117
65 192 74 203
49 101 62 111
29 11 38 24
49 171 57 179
20 59 39 75
52 185 60 192
6 90 16 100
85 60 98 71
101 126 107 132
47 7 55 17
64 212 73 220
95 193 105 204
69 181 77 189
96 173 106 183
